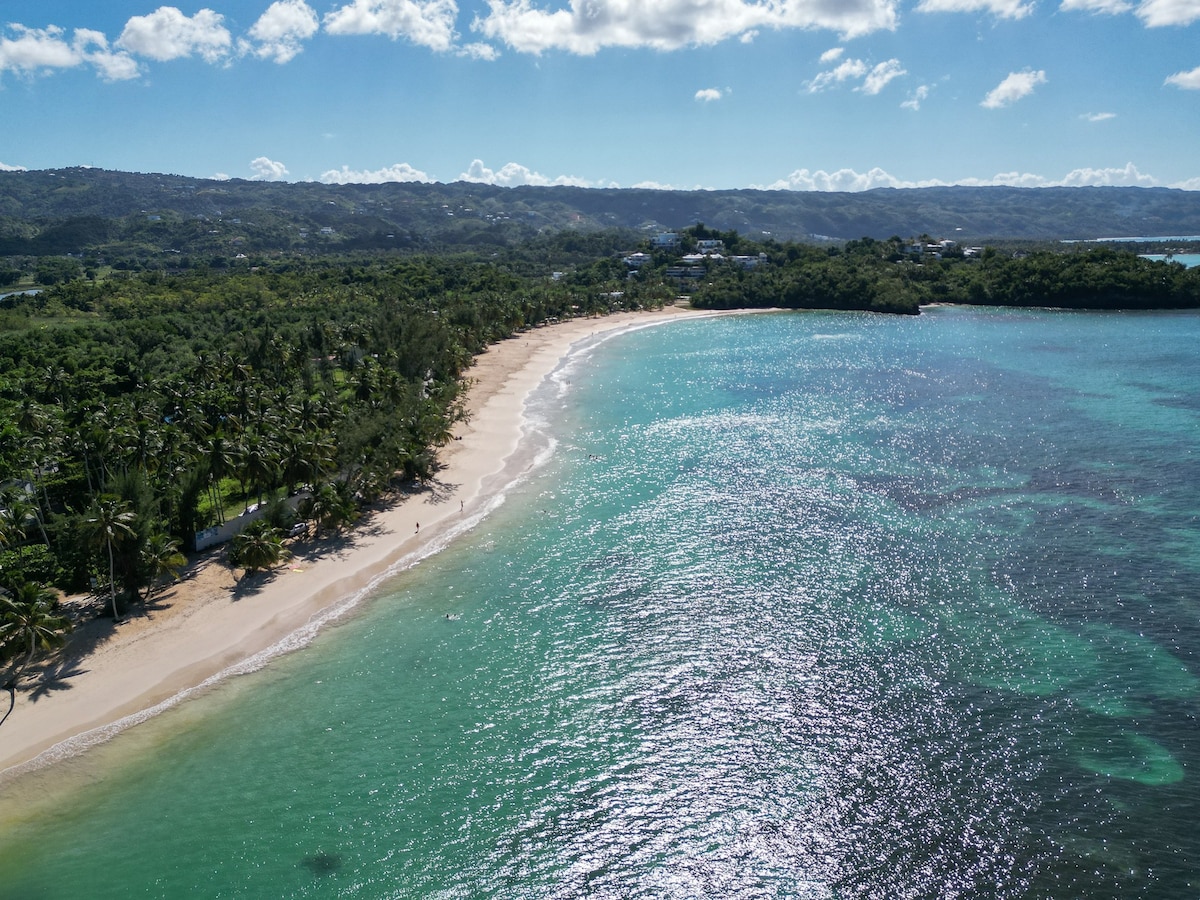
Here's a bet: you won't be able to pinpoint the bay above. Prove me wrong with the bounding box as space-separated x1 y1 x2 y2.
1139 253 1200 268
1 307 1198 898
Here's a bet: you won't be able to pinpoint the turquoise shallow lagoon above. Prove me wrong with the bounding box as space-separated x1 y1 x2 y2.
1139 253 1200 268
2 307 1199 897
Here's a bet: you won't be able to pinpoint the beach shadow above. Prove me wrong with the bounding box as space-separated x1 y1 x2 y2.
26 658 89 702
302 529 366 564
231 570 278 600
48 599 127 658
423 476 461 505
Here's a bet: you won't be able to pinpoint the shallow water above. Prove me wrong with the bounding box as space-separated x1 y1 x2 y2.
1 307 1198 897
1139 253 1200 268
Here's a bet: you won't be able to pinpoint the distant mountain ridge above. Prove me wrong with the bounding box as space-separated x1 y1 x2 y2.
3 168 1200 256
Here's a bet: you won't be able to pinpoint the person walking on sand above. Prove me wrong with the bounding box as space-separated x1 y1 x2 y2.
415 522 419 532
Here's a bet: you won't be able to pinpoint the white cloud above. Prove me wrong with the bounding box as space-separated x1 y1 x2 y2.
954 162 1160 187
861 59 906 94
916 0 1034 17
457 41 500 58
762 167 910 191
75 29 142 81
807 57 868 91
0 161 27 171
1165 64 1200 88
1056 162 1157 186
249 157 290 181
324 0 459 52
0 25 77 73
956 171 1057 187
0 24 139 81
981 68 1047 108
472 0 900 56
1137 0 1200 26
1082 111 1116 121
457 158 592 186
241 0 319 63
117 7 232 64
819 46 845 63
695 87 723 102
902 84 931 109
630 180 681 190
808 57 904 94
320 163 433 183
755 161 1180 191
1173 176 1200 190
1061 0 1200 25
1059 0 1134 12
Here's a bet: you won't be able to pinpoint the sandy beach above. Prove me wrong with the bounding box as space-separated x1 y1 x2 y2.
0 305 707 781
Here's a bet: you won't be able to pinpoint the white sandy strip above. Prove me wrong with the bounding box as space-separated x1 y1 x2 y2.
0 306 709 780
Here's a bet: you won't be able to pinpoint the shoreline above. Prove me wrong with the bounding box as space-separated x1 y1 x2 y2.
0 305 709 782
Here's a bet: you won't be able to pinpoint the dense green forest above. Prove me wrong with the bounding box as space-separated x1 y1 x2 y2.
3 217 1200 687
683 234 1200 313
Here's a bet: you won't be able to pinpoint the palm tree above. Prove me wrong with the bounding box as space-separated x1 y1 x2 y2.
238 431 279 509
302 481 359 534
204 433 238 524
414 403 456 448
140 532 187 602
83 497 137 620
171 464 210 548
37 364 69 406
296 395 333 433
0 581 71 727
229 521 286 577
278 431 313 497
0 485 49 551
304 431 338 487
82 402 116 490
128 400 165 475
14 397 59 524
192 350 219 386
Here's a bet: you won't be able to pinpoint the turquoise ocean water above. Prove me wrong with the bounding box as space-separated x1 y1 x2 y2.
2 307 1199 898
1139 253 1200 268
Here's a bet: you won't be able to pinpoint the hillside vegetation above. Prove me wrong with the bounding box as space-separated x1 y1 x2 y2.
3 169 1200 264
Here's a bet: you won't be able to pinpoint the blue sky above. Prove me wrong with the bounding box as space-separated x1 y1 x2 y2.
1 0 1198 190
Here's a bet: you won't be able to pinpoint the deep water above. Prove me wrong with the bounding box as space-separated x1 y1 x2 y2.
1 307 1198 898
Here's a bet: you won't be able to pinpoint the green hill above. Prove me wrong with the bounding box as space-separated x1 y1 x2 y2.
2 168 1200 262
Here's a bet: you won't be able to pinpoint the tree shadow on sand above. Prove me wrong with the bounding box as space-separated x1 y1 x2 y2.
231 569 280 600
27 657 89 702
421 477 461 505
0 651 85 729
